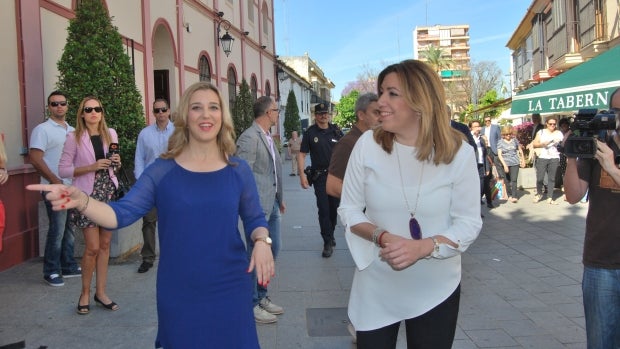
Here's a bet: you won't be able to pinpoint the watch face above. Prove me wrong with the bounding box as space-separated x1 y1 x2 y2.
265 236 273 244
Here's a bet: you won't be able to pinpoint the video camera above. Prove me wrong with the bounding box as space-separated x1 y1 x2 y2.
562 109 618 158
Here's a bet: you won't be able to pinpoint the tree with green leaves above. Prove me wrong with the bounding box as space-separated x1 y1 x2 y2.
419 45 453 74
283 90 301 139
333 90 359 129
56 0 144 173
231 79 254 139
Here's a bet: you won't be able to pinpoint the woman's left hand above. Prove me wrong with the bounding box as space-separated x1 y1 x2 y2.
248 242 275 286
379 235 430 270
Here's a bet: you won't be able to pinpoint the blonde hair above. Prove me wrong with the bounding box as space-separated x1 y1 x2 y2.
373 59 462 165
162 82 236 161
74 96 112 147
501 125 513 135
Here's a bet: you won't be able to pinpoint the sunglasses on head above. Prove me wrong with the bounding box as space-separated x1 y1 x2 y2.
154 107 168 113
50 101 67 107
409 217 422 240
83 106 103 113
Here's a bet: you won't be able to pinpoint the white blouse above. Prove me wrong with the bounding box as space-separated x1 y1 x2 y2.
536 129 564 159
338 131 482 331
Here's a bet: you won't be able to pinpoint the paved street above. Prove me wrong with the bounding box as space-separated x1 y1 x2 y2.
0 161 588 348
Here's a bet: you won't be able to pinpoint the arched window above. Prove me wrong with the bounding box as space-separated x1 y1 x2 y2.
265 81 271 98
199 55 211 82
227 67 237 111
250 76 258 101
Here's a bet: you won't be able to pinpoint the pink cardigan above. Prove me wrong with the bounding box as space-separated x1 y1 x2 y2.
59 129 119 194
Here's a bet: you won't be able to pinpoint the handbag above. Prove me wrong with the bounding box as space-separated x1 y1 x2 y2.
489 177 499 201
114 167 132 200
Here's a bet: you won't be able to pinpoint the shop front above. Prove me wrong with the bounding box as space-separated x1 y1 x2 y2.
512 45 620 116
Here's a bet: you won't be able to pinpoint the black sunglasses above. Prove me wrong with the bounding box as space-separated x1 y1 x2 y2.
154 107 168 113
83 106 103 113
409 216 422 240
50 101 67 107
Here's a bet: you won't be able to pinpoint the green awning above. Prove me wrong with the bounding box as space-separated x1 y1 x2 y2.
511 45 620 115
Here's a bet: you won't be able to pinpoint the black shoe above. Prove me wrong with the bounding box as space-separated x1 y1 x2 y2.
138 261 153 273
486 203 494 209
322 243 333 258
289 173 296 176
94 295 119 311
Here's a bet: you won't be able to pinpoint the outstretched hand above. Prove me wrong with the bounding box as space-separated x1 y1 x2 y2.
26 184 83 211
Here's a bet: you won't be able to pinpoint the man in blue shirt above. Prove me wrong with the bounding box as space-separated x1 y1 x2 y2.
134 99 174 273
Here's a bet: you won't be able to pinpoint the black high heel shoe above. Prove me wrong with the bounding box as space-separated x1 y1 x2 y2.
77 297 90 315
94 295 119 311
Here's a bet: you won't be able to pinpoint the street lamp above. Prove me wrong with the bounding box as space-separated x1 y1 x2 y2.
217 13 234 57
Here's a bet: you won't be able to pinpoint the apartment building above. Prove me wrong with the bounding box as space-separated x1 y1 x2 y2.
414 24 471 114
0 0 277 270
507 0 620 116
278 54 335 129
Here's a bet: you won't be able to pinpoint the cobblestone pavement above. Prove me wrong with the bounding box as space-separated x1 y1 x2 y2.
0 165 588 348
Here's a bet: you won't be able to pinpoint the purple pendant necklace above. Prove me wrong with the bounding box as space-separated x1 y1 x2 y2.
395 142 424 240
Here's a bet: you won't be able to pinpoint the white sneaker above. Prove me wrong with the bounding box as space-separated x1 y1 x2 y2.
259 297 284 315
253 305 277 324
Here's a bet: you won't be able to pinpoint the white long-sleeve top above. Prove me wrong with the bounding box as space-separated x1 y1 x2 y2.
338 131 482 331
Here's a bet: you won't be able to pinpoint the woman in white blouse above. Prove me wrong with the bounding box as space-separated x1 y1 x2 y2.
338 60 482 349
532 116 564 204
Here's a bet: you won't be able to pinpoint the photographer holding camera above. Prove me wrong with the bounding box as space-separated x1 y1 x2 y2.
563 87 620 349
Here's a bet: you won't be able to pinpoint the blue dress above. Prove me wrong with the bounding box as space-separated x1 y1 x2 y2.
109 157 267 349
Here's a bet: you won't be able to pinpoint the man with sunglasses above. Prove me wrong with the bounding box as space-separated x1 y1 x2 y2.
298 103 344 258
134 99 174 273
29 91 81 286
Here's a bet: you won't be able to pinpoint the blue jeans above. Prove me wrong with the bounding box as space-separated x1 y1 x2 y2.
582 266 620 349
42 192 79 277
248 198 281 306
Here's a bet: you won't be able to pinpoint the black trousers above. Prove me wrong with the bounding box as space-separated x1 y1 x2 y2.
312 173 339 245
478 164 492 204
356 284 461 349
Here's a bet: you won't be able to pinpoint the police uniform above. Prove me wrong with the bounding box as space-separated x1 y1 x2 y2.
300 103 343 255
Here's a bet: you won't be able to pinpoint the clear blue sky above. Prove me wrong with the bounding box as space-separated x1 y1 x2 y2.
274 0 531 100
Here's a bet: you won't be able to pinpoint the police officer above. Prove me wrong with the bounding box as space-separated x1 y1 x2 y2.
297 103 343 257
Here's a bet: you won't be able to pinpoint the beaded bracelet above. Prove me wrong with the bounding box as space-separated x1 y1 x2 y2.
371 227 384 246
77 191 90 213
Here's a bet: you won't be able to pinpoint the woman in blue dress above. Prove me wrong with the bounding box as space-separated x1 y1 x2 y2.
27 82 274 349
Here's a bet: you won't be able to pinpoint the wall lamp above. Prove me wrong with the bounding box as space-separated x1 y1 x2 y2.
216 12 234 57
277 68 289 82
